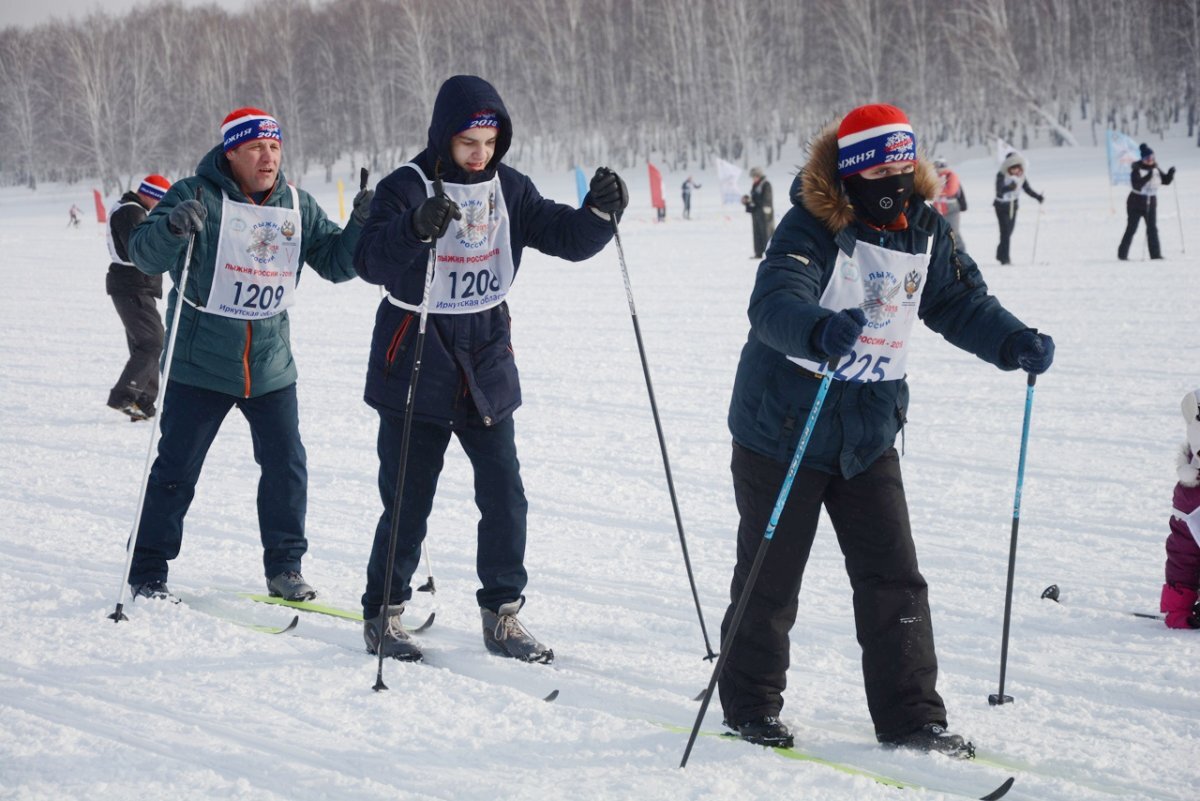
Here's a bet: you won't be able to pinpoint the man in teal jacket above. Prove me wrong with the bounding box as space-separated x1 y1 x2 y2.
126 107 371 603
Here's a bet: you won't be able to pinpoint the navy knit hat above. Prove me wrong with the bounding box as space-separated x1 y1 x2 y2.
1139 143 1154 159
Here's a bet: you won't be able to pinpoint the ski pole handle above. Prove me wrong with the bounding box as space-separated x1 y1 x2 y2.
360 167 369 192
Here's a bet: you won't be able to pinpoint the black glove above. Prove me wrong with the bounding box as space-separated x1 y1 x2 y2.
1004 330 1055 375
351 189 374 225
167 199 207 237
411 193 461 240
813 308 867 359
1164 166 1176 185
589 168 629 215
1035 193 1045 204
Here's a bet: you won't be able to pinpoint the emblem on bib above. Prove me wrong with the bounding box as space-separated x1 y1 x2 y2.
247 223 281 264
904 269 921 299
281 219 296 240
456 200 490 249
862 271 902 328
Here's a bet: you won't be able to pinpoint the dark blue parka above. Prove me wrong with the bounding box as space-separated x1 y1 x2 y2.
728 123 1037 477
355 75 615 427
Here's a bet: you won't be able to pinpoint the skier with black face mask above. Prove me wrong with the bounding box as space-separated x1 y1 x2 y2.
720 103 1055 757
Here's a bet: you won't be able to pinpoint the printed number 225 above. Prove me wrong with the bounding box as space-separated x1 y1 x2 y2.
829 351 890 382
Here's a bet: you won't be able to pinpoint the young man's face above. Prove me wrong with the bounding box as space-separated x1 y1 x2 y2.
451 128 498 173
226 139 281 196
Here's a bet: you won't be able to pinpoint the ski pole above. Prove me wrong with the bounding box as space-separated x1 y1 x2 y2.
109 186 204 623
1173 181 1185 254
988 371 1037 706
681 357 841 768
604 176 715 661
374 169 446 692
1030 202 1042 264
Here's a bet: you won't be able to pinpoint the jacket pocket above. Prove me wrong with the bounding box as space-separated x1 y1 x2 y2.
384 314 414 379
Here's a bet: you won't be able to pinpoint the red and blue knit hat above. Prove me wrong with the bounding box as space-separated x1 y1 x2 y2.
836 103 917 178
137 174 170 200
221 107 282 153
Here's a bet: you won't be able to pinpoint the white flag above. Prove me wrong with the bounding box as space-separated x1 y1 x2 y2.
716 158 743 205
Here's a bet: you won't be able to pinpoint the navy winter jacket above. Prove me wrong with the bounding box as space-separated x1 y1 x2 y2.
354 75 615 427
728 123 1036 477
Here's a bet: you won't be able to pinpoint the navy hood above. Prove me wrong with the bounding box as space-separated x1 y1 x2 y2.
424 75 512 183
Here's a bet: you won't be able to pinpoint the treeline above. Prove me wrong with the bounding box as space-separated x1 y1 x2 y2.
0 0 1195 191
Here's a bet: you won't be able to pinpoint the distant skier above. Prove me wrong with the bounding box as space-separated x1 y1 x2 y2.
1162 389 1200 629
720 103 1055 756
105 174 170 422
931 158 967 253
992 152 1042 265
681 175 701 219
1118 143 1175 261
68 204 82 228
742 167 774 258
354 75 628 664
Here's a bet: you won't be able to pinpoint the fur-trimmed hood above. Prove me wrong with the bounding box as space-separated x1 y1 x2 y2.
1178 442 1200 487
792 121 941 235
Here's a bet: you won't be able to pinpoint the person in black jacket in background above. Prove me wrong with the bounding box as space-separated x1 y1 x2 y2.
992 152 1042 265
106 174 170 421
743 167 775 258
1118 143 1175 261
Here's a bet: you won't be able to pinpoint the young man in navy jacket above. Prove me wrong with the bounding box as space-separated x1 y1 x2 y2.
354 75 628 664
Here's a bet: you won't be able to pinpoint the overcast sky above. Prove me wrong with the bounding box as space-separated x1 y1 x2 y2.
1 0 249 29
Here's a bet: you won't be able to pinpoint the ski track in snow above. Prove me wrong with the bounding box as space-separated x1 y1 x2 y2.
1 140 1198 800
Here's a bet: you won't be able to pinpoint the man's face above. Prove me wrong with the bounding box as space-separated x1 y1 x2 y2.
139 194 161 210
1144 154 1156 166
1008 166 1024 178
451 128 497 173
226 139 281 195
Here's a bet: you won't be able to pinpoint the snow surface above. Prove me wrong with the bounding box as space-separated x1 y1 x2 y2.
1 140 1198 801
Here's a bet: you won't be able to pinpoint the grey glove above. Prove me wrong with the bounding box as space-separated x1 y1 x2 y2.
351 189 374 225
167 199 207 237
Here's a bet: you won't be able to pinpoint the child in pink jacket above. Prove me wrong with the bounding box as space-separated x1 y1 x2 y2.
1162 389 1200 629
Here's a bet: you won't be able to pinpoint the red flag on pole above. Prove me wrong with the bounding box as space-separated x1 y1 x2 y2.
648 163 665 210
93 189 107 223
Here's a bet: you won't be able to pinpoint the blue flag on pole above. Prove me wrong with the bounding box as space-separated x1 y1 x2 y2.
1106 130 1139 186
575 166 588 207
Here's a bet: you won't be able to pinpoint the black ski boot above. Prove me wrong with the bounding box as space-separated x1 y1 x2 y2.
726 716 794 748
882 723 975 759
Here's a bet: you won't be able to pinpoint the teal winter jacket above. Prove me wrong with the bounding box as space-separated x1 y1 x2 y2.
129 145 360 397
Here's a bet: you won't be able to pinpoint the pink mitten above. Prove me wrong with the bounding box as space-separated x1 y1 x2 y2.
1160 583 1199 629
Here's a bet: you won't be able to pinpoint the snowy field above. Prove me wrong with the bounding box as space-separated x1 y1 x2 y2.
1 136 1198 801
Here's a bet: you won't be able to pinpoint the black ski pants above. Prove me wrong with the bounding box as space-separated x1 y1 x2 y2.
718 443 946 740
993 201 1018 265
108 294 163 409
1118 194 1161 260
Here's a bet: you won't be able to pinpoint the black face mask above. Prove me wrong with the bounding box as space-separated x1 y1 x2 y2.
845 171 915 227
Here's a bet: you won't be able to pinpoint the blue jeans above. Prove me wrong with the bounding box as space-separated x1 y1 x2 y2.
362 411 528 618
129 381 308 585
